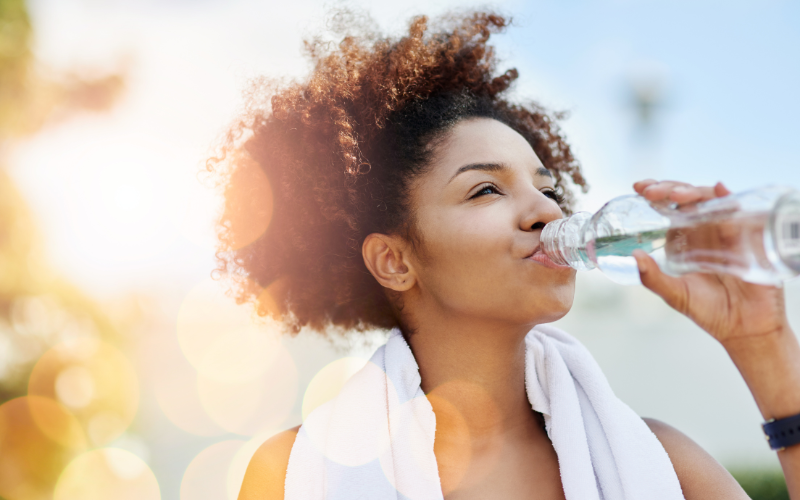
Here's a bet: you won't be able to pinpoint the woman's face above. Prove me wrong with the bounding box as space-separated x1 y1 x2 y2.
407 117 576 327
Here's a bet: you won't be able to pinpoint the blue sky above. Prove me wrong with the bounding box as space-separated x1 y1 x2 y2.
497 0 800 207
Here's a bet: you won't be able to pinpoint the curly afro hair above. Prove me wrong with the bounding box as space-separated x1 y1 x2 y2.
209 11 587 335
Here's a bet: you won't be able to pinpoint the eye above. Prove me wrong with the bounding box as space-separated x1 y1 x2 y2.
470 183 501 199
541 188 564 204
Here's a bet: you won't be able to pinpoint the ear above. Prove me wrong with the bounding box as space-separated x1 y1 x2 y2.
362 233 416 292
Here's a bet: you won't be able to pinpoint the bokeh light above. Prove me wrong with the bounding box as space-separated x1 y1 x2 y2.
153 355 226 437
301 356 368 421
28 338 139 446
54 448 160 500
0 396 86 500
177 278 281 383
255 277 288 318
425 380 502 493
197 342 297 436
145 322 226 437
180 439 246 500
223 153 273 251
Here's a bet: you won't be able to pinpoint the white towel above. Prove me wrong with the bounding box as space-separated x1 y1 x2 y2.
285 325 685 500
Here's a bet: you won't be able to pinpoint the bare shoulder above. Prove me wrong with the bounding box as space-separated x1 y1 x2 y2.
643 418 749 500
238 425 300 500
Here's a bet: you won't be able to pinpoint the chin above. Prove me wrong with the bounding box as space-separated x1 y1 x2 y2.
531 280 575 324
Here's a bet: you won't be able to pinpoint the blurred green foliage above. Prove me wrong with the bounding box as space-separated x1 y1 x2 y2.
731 469 789 500
0 0 32 136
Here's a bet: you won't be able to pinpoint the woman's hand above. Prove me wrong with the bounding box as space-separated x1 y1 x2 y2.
632 180 800 500
631 179 790 346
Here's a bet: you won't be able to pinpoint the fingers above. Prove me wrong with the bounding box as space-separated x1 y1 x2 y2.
633 250 689 314
714 181 732 197
633 179 658 195
633 179 731 206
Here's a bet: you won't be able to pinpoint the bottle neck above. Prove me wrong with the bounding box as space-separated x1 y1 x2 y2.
541 212 596 271
541 219 570 266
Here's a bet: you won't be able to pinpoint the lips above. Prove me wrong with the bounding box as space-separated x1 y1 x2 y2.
527 246 572 270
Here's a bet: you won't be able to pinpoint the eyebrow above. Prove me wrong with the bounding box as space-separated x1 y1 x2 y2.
448 162 553 183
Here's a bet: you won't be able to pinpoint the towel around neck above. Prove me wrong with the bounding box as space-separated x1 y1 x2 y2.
284 325 685 500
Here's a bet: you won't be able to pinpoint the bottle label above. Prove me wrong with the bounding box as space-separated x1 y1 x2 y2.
776 208 800 259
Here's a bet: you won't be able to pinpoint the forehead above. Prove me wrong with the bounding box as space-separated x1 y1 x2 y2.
428 118 544 179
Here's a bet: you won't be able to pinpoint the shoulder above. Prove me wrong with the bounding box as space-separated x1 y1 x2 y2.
643 418 749 500
238 426 300 500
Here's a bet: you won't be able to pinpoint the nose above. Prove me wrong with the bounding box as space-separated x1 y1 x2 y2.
520 190 564 232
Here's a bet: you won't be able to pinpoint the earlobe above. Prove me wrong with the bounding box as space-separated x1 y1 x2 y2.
362 233 416 292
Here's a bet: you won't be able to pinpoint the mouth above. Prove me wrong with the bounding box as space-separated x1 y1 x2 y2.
526 245 572 270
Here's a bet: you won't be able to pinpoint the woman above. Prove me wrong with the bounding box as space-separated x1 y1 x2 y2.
213 12 800 499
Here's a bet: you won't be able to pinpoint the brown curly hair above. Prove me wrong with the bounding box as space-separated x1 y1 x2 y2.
209 11 587 335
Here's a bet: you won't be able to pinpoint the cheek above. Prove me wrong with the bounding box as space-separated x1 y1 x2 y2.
415 209 509 286
414 210 576 322
414 213 512 312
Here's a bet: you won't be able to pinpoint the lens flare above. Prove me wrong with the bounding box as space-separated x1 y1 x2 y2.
54 448 160 500
421 392 471 495
0 396 86 500
255 277 288 318
29 338 139 446
222 153 273 251
197 343 297 436
180 439 246 500
301 356 368 421
177 278 281 383
427 380 502 492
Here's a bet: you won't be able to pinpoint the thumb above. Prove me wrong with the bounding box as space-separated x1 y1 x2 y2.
633 250 689 314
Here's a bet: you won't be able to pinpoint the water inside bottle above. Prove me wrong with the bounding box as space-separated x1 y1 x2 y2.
588 230 668 285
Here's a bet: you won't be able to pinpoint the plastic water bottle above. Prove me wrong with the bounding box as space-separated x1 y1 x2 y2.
540 186 800 285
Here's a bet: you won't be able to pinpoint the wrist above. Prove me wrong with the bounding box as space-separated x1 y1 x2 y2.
721 320 793 362
722 325 800 420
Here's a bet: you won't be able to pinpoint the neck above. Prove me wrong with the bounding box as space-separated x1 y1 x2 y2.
405 310 537 440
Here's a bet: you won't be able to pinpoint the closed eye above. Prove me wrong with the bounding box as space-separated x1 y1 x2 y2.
470 183 501 199
542 188 564 204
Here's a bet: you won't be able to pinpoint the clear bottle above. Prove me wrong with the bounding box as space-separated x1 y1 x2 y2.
541 186 800 286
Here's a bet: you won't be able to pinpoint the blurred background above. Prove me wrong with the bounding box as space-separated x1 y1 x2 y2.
0 0 798 498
